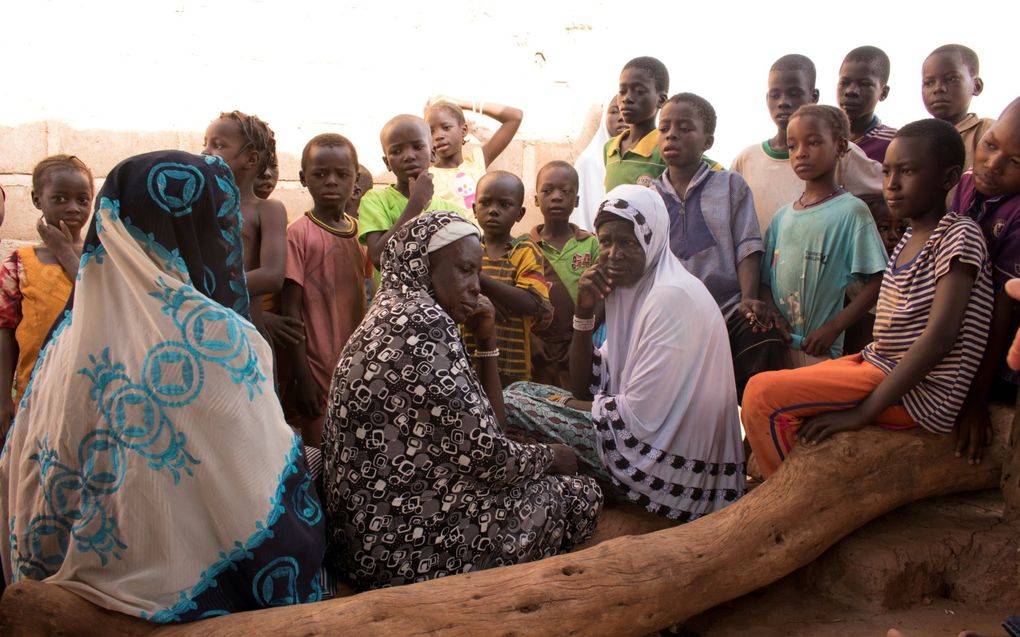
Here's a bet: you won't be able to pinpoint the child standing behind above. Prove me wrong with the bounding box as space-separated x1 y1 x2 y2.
952 98 1020 464
529 161 600 388
425 96 523 210
761 105 888 367
651 93 788 400
203 111 288 325
464 171 552 387
283 134 367 447
604 56 670 191
732 54 884 232
922 44 995 174
743 120 993 478
360 115 468 273
838 46 897 163
0 155 93 432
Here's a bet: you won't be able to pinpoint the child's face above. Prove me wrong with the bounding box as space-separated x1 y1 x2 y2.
787 114 845 183
381 119 433 183
617 68 664 127
254 165 279 200
657 101 713 170
921 52 982 124
32 168 92 234
534 165 579 223
203 118 256 178
767 69 818 131
427 108 467 161
348 169 373 215
473 175 524 238
860 195 904 254
837 59 889 123
973 108 1020 199
300 145 357 209
605 98 627 137
882 136 955 222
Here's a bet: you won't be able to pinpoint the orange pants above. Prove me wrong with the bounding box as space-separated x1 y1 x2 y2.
741 355 916 478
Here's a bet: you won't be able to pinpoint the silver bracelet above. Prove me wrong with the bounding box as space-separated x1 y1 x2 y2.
572 315 596 331
473 348 500 358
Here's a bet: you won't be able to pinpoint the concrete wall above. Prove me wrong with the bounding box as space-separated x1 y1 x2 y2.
0 114 600 244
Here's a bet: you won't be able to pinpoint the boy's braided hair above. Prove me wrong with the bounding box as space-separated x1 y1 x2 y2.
220 110 277 174
790 104 850 141
32 154 94 194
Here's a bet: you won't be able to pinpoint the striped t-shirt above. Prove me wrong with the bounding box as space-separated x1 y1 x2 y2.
861 213 993 434
464 236 552 383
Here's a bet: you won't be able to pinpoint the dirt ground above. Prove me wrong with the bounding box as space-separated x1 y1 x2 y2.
688 575 1011 637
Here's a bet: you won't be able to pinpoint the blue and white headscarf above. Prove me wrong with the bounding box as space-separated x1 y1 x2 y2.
2 151 324 622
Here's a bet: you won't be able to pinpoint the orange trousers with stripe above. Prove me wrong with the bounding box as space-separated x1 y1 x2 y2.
741 355 916 478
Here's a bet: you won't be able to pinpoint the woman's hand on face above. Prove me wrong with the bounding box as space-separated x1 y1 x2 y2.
576 262 613 315
465 294 497 343
546 443 579 475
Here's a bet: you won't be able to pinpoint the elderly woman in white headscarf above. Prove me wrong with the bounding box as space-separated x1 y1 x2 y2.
505 184 746 522
321 210 603 590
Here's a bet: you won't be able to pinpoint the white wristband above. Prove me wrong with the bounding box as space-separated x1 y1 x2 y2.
572 316 596 331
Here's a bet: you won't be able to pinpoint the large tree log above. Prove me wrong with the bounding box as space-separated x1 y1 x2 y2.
1 406 1012 637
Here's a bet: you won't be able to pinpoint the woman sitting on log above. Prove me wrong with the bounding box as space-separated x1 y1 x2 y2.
0 151 325 622
504 185 746 522
321 210 603 590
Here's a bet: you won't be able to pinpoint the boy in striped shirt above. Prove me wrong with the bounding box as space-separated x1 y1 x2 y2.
742 119 993 479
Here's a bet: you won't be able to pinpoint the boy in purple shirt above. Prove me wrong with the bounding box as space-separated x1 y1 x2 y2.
953 97 1020 464
838 46 897 163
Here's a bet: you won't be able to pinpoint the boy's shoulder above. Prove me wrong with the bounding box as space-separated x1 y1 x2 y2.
731 141 786 170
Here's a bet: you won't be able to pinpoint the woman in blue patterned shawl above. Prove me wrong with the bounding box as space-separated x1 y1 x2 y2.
0 151 325 622
322 210 603 590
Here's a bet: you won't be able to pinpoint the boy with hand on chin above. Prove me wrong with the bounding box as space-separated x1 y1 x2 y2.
732 54 884 233
359 115 467 274
953 98 1020 464
838 46 897 163
464 171 552 387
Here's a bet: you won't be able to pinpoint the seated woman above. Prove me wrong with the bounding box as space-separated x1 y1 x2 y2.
0 151 325 622
322 210 602 590
504 184 746 521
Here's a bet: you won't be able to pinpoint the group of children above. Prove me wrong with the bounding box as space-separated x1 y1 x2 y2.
2 44 1018 480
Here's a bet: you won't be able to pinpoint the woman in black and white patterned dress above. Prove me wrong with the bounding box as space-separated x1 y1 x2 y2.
321 210 602 590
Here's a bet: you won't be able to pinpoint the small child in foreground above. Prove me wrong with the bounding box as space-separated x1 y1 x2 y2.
283 133 367 447
651 92 787 399
743 119 993 479
760 105 888 367
425 96 523 210
922 44 995 173
359 114 467 275
529 161 600 388
0 155 93 435
732 53 884 232
203 111 288 325
837 45 897 163
952 97 1020 464
463 171 552 387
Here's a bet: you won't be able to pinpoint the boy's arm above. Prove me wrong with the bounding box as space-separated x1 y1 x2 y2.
281 279 320 420
803 272 882 357
366 174 434 269
955 287 1015 462
0 328 17 438
758 284 792 341
799 259 979 443
479 274 544 317
244 200 288 296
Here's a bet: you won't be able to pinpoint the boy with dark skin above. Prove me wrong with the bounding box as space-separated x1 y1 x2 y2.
283 135 365 446
922 44 994 174
954 99 1020 464
254 163 279 200
838 46 895 162
360 115 465 270
468 172 551 386
203 112 287 330
603 57 669 190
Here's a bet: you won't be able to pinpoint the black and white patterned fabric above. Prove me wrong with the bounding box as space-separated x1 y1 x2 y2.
321 210 603 589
